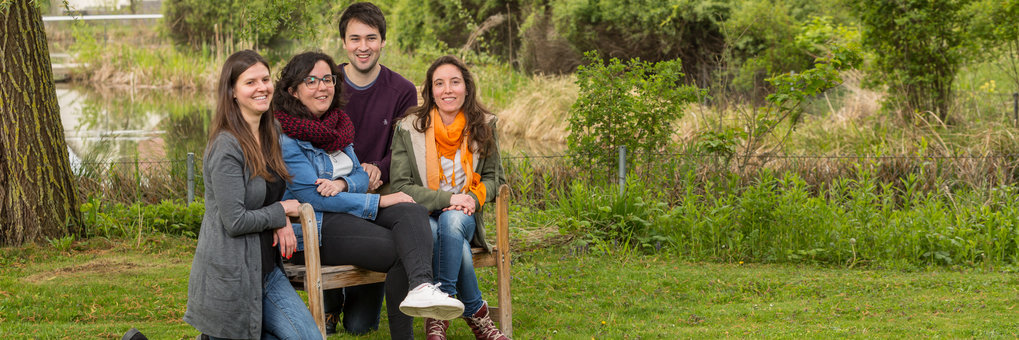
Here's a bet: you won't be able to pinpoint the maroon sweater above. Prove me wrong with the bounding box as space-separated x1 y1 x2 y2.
340 64 418 185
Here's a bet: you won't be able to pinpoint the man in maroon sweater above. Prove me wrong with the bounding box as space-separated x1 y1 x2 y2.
323 2 419 336
339 2 418 193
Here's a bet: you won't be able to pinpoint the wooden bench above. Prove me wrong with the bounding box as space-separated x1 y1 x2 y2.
284 184 513 339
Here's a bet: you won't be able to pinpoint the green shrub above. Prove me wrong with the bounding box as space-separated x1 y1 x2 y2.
81 198 204 239
852 0 972 122
967 0 1019 91
550 180 671 254
566 52 702 169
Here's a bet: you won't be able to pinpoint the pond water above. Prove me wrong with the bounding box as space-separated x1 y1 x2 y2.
58 85 563 165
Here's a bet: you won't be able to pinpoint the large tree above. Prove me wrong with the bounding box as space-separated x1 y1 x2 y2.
1 0 81 246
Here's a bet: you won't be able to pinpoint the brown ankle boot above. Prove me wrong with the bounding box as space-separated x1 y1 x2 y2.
425 317 449 340
463 302 509 340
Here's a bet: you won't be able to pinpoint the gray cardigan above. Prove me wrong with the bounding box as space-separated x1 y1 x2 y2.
183 132 287 339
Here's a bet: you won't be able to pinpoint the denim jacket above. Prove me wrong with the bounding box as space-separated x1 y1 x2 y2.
280 133 380 251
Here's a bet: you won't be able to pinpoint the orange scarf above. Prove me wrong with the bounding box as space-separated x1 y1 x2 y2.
425 108 486 207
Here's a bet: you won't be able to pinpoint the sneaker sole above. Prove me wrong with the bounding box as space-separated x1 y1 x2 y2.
399 303 464 320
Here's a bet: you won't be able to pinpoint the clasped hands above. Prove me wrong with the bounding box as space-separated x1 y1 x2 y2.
444 193 477 215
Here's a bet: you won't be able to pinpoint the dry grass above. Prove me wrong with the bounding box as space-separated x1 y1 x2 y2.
497 74 576 142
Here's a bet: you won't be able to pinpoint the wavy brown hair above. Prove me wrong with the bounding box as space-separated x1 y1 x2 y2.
408 55 494 156
208 49 290 182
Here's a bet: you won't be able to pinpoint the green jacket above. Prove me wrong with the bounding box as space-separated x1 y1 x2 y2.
390 114 505 252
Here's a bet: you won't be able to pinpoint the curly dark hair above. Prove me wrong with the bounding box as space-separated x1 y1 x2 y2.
407 55 494 156
271 51 346 119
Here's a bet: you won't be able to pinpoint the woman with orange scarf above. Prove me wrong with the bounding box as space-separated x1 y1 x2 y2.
390 55 509 340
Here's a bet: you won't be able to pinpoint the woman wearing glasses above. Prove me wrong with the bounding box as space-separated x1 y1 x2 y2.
272 51 464 339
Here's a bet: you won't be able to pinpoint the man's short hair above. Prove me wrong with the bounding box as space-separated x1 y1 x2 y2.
338 2 387 41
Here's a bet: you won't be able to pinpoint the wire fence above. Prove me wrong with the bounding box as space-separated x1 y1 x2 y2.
502 149 1019 207
73 153 202 204
74 148 1019 205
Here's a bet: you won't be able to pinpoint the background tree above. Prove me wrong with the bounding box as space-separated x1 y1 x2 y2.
0 0 82 246
853 0 971 122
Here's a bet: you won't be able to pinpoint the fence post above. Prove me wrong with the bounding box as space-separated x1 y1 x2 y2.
618 145 626 195
187 152 195 205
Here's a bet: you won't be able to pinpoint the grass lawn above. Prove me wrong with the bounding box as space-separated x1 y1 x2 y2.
2 234 1018 339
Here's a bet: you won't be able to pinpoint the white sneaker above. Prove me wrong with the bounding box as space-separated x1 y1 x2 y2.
399 283 465 320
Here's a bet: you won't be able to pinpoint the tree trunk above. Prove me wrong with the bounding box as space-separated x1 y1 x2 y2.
0 1 81 246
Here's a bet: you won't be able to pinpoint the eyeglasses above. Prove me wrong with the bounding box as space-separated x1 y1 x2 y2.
303 74 336 88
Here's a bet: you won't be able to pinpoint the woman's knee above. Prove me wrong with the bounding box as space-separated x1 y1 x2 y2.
437 210 475 237
390 202 428 217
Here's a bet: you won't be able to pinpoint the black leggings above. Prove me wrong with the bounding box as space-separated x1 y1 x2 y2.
318 202 433 340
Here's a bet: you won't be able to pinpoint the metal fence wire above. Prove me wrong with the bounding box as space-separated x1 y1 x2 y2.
74 149 1019 205
73 152 202 204
502 149 1019 205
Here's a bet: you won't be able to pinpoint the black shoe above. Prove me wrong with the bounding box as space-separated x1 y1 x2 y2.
325 313 339 335
121 328 147 340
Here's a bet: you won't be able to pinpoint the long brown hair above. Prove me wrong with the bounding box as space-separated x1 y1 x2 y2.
409 55 494 156
208 50 290 182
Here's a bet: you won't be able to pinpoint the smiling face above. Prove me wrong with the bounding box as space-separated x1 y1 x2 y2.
233 63 273 119
431 63 467 117
290 60 335 117
342 19 385 75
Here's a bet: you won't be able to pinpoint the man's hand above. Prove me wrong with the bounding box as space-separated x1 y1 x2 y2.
362 163 383 191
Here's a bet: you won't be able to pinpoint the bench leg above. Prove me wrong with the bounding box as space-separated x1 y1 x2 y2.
494 184 513 337
299 204 327 339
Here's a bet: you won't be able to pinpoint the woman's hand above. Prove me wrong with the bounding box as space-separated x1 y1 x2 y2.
444 193 477 215
273 219 298 259
361 163 383 191
379 192 415 208
280 199 301 217
314 178 347 197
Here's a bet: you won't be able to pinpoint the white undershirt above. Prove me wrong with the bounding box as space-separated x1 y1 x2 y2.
328 149 354 180
439 149 466 193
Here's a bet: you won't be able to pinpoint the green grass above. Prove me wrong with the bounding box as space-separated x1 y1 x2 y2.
3 233 1019 339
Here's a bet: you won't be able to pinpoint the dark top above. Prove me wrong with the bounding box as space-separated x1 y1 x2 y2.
260 168 285 280
340 64 418 185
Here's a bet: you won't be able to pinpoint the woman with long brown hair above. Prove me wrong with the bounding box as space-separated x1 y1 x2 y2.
390 55 509 340
183 50 319 339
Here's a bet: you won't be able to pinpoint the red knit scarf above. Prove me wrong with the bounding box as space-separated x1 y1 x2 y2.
275 108 355 152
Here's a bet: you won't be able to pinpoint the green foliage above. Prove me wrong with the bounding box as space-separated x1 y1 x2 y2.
45 235 75 252
724 0 813 92
967 0 1019 90
550 180 671 254
852 0 972 121
80 198 204 239
566 52 701 168
161 0 327 51
551 0 727 82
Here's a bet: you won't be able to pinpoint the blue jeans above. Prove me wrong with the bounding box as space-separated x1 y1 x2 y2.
259 267 321 340
429 210 484 316
321 283 384 334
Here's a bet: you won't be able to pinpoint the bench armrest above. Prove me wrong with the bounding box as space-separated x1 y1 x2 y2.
297 203 327 339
